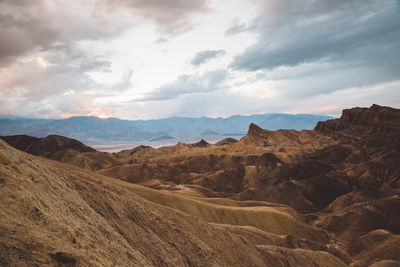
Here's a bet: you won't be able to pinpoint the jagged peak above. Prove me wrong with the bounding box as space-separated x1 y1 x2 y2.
370 104 382 109
247 123 265 135
191 139 209 147
40 135 96 153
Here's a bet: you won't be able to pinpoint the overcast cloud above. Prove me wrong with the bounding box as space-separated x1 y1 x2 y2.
231 1 400 71
0 0 399 119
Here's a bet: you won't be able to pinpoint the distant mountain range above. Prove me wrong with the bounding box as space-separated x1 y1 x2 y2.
0 113 333 146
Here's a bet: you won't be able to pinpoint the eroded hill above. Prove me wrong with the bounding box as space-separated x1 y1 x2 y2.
1 104 399 266
0 139 351 266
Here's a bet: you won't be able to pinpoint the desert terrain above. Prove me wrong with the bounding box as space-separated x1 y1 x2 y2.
1 104 399 266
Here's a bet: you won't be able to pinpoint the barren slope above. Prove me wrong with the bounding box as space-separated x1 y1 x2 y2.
0 140 349 266
1 104 400 266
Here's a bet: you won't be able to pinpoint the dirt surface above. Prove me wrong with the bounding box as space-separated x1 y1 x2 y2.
1 104 399 266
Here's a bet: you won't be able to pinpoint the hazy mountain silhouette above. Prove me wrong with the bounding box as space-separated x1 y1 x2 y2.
0 113 332 144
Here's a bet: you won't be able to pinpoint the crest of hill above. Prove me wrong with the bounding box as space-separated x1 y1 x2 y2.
0 134 40 151
114 145 152 158
0 135 119 171
190 139 209 148
215 137 237 146
0 134 95 155
239 123 318 148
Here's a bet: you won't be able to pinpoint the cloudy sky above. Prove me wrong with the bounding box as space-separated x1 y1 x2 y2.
0 0 399 119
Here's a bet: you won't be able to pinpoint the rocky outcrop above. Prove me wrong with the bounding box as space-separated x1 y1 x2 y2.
315 104 400 135
215 137 237 146
190 139 209 148
114 145 152 158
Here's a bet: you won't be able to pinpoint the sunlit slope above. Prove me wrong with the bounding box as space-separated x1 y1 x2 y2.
0 140 347 266
0 140 268 266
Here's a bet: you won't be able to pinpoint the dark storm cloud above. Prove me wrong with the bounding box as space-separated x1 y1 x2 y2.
138 69 227 101
191 49 226 66
231 0 400 71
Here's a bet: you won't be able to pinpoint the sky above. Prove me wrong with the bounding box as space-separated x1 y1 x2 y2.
0 0 399 119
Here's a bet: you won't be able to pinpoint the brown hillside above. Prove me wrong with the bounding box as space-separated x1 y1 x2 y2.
0 140 350 266
1 104 400 266
0 134 120 171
